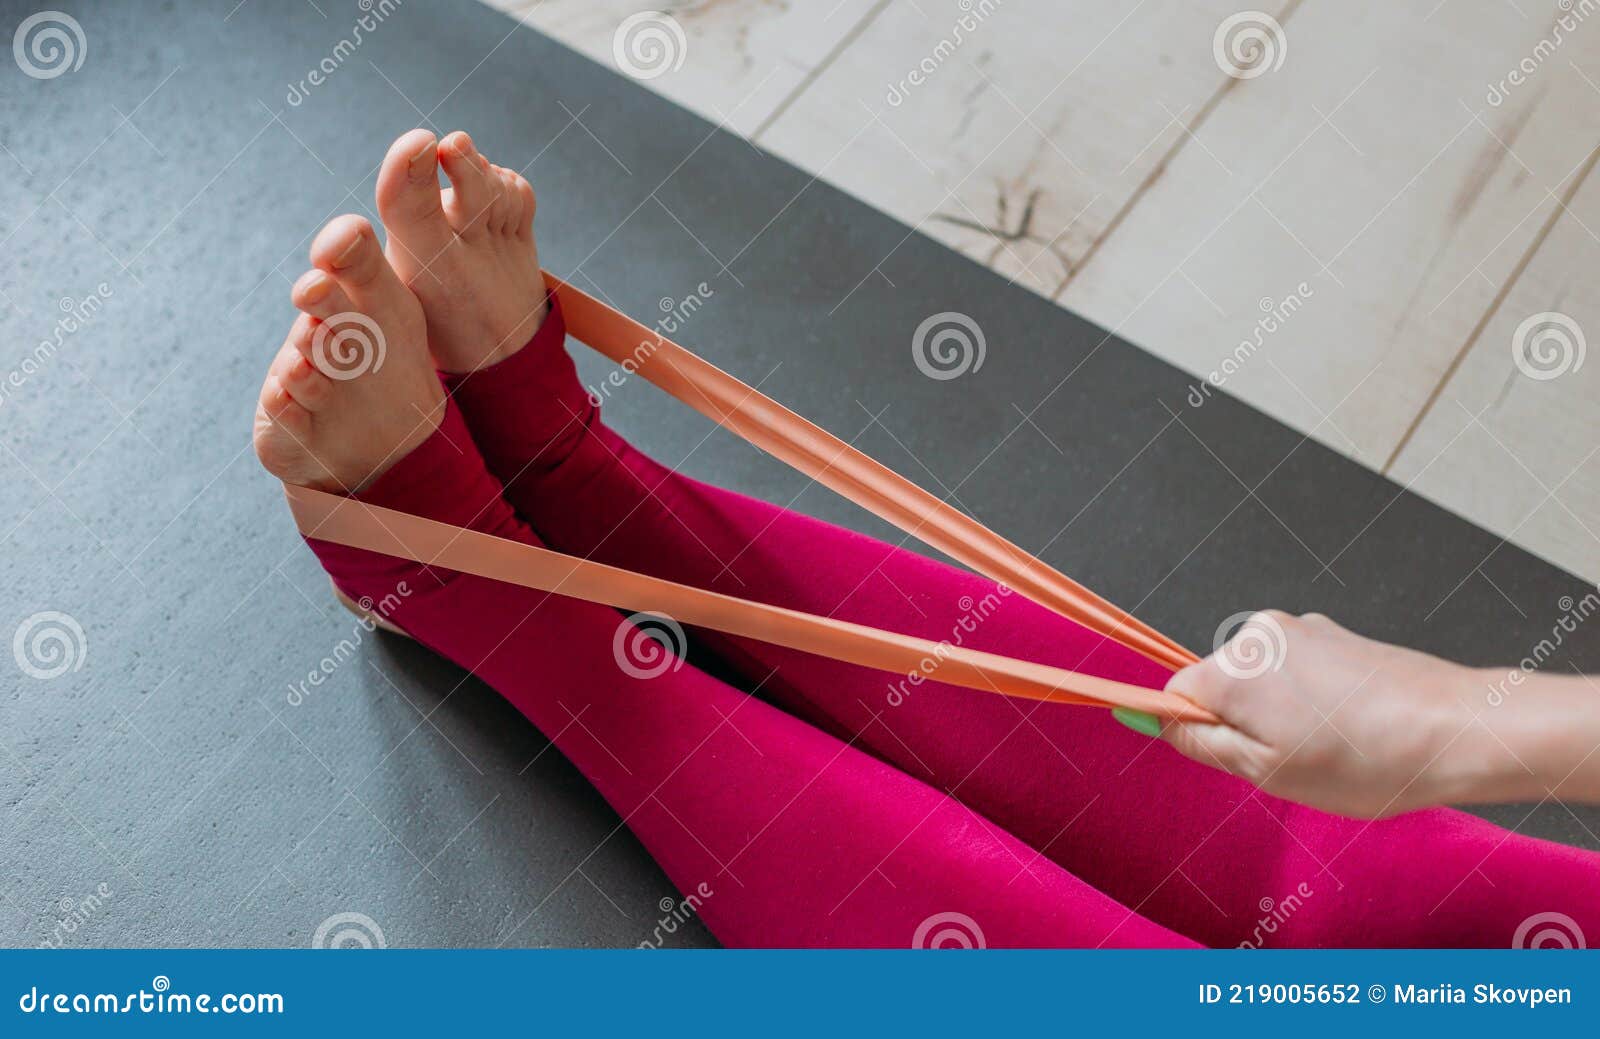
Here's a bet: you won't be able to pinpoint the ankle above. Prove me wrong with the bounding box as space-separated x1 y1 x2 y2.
302 397 527 613
443 290 599 473
437 291 551 375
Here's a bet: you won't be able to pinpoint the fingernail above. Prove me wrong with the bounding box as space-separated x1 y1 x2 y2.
1112 707 1162 738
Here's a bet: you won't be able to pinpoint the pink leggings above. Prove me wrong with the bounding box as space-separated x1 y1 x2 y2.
308 295 1600 948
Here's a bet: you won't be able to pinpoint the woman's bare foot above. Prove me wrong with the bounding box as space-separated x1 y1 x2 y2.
252 215 445 493
375 128 548 374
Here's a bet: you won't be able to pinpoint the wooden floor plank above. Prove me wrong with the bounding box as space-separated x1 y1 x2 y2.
1060 0 1600 472
484 0 885 137
1391 158 1600 584
755 0 1268 297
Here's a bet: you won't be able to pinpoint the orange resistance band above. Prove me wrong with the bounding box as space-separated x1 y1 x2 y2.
284 271 1214 724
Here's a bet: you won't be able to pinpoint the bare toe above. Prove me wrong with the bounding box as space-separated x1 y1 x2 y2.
311 215 398 294
253 367 318 483
375 128 452 267
490 166 520 234
290 270 354 322
379 130 546 374
438 132 499 233
279 353 335 411
257 373 311 436
510 172 536 239
254 212 438 493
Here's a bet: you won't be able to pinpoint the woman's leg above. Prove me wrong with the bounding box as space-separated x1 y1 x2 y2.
447 294 1600 948
301 401 1192 948
251 204 1188 948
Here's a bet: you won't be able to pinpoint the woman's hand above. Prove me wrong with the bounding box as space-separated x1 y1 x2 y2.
1154 612 1487 818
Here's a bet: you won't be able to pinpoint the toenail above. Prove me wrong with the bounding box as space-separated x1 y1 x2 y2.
408 138 437 181
300 272 332 303
333 232 365 267
454 133 475 157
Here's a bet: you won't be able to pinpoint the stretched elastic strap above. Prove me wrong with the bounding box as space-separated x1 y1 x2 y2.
285 271 1214 723
286 485 1210 721
548 273 1196 673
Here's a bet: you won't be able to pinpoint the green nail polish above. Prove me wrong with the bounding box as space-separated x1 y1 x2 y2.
1112 707 1162 738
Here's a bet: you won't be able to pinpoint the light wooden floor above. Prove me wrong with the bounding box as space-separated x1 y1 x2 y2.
486 0 1599 584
